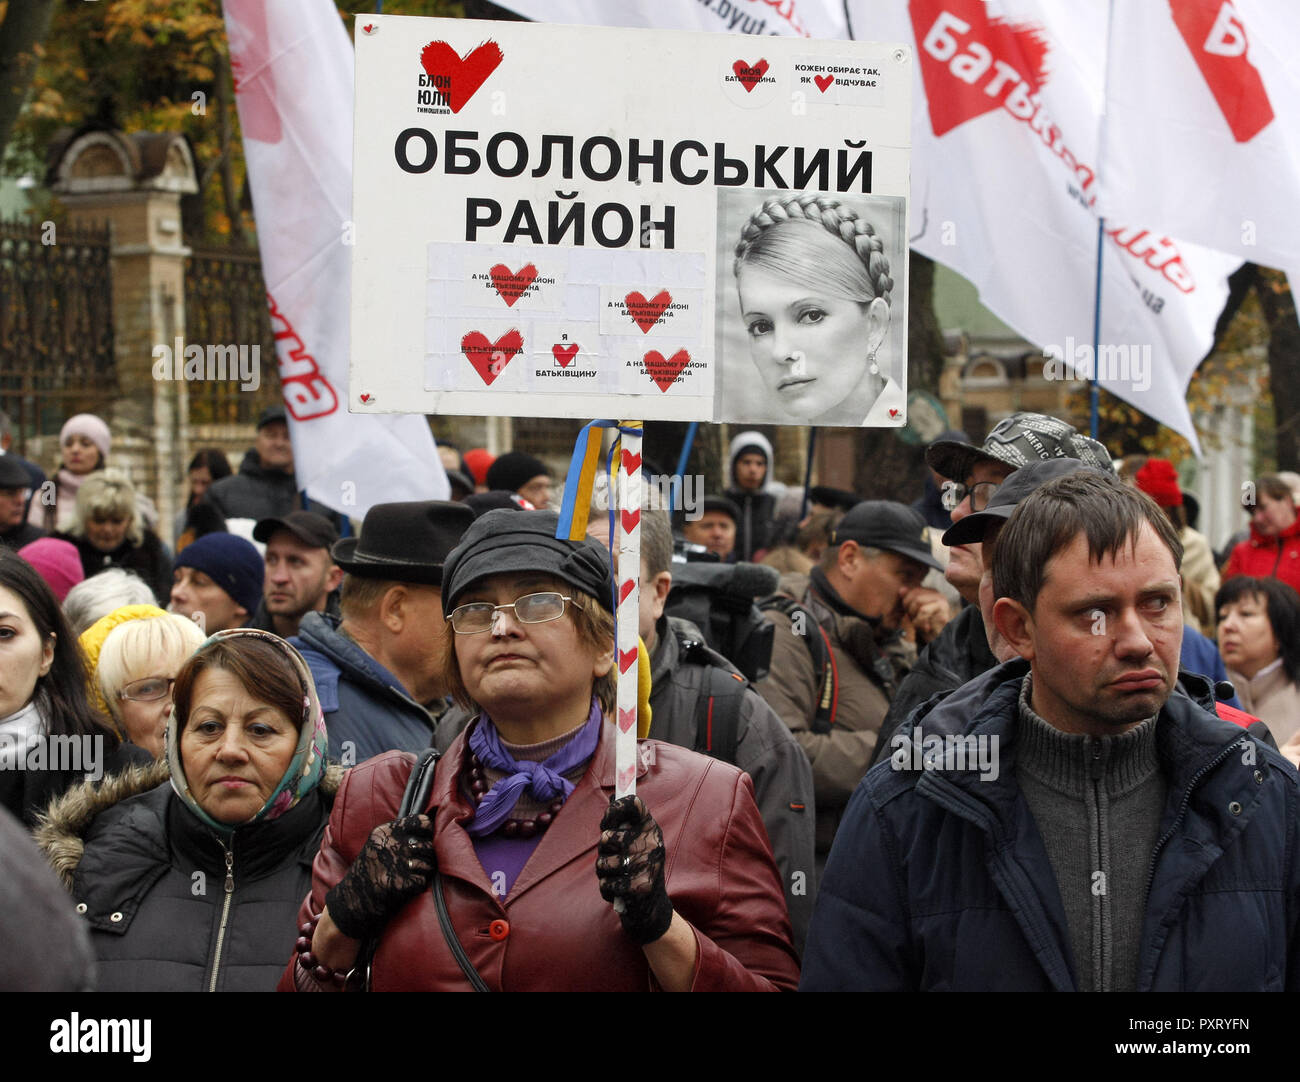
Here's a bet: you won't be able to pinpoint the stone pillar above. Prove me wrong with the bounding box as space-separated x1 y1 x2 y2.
48 129 198 538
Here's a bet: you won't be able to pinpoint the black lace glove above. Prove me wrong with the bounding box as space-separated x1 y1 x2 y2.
596 795 673 946
325 814 436 941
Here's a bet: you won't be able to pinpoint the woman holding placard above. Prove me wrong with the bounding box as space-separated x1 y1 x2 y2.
733 193 900 426
283 510 799 992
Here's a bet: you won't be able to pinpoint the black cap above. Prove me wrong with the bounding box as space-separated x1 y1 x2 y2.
257 405 288 430
942 460 1110 546
832 501 944 571
331 501 474 586
442 509 614 613
926 412 1114 482
0 456 30 489
253 510 340 550
464 490 534 517
486 451 550 494
699 495 741 525
445 469 475 499
808 486 862 513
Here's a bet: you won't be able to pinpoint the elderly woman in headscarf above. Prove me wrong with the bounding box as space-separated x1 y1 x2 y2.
282 509 799 992
37 629 340 992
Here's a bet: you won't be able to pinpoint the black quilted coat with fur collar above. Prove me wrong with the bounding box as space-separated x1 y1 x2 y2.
35 759 341 992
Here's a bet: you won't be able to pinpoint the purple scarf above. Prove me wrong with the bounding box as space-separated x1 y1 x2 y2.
466 699 603 838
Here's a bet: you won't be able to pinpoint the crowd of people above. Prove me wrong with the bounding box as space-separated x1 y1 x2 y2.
3 403 1300 992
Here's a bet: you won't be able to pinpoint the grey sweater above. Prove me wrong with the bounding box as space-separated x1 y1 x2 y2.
1015 677 1166 991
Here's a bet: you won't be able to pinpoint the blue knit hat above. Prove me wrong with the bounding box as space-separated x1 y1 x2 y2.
174 533 264 616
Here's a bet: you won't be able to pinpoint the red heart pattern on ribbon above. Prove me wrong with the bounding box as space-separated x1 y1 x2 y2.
621 450 641 475
619 579 635 604
621 508 640 535
617 766 635 791
618 706 636 734
618 648 638 674
419 40 504 114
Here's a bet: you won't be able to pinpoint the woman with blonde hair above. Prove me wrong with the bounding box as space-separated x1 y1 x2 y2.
733 193 902 425
59 469 172 604
79 606 206 758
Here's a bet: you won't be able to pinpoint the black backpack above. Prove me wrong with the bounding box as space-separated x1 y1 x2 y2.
663 561 777 684
673 634 750 767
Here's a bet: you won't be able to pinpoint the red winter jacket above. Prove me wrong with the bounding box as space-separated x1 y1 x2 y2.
279 720 800 992
1223 518 1300 595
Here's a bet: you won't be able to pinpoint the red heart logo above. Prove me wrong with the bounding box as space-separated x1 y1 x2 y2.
619 579 635 604
552 342 579 367
460 329 522 386
362 24 375 34
732 58 769 92
616 766 635 792
889 408 900 418
621 508 640 535
619 648 638 674
618 706 636 733
641 349 691 392
621 450 641 475
419 40 504 114
624 290 672 334
910 0 1049 137
814 73 834 93
359 393 372 403
489 263 537 307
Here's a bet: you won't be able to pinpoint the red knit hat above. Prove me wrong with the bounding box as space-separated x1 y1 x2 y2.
1134 458 1183 507
463 448 495 487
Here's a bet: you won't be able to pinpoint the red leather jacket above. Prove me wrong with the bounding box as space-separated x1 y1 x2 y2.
1223 518 1300 595
279 720 800 991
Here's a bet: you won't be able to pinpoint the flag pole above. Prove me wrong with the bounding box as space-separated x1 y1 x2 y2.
800 426 818 521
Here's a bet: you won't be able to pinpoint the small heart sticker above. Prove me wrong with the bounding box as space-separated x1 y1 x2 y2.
641 349 691 392
359 393 373 404
815 73 834 93
489 263 538 307
889 408 901 418
552 342 579 367
362 23 377 35
461 329 523 386
732 58 769 92
624 290 672 334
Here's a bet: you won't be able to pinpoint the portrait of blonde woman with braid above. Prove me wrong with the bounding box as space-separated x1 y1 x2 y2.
728 192 904 426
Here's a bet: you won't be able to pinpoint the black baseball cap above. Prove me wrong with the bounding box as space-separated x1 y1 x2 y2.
699 496 741 525
832 501 944 571
257 405 288 430
0 456 29 489
253 510 340 550
942 460 1109 546
926 412 1114 482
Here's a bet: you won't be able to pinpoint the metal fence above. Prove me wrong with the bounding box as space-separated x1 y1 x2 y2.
0 217 116 446
183 246 281 426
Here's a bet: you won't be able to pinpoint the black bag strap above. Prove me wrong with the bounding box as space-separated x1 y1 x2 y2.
360 746 490 992
695 665 747 766
759 597 837 734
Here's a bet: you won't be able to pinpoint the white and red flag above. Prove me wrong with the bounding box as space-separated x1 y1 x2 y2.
1099 0 1300 274
222 0 448 515
496 0 847 39
843 0 1242 451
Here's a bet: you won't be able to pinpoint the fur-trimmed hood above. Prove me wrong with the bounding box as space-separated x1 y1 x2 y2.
35 758 344 890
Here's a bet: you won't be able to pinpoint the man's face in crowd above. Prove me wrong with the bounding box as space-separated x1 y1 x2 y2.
997 522 1183 736
264 530 341 620
517 474 552 510
256 421 294 472
169 567 247 633
734 452 766 492
945 459 1015 601
683 511 736 560
0 486 26 529
840 546 929 630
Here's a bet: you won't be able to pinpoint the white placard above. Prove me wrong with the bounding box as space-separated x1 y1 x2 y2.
351 14 911 426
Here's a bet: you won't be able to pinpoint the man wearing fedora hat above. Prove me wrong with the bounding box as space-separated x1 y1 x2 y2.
291 501 475 764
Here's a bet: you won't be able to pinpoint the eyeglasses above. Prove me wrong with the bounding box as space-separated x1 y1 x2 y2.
447 591 583 634
941 481 1000 513
117 676 175 703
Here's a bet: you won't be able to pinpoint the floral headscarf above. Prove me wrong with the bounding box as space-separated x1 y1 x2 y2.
167 628 328 837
